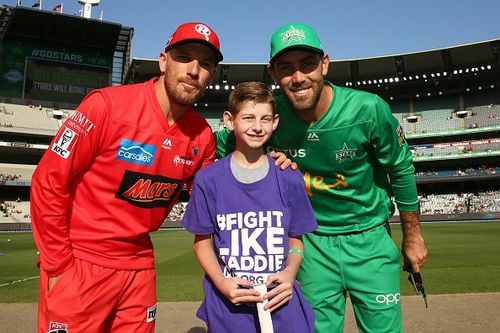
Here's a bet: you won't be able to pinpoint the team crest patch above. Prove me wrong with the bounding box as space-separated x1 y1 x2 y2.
335 143 357 163
396 125 406 146
47 321 68 333
280 25 306 46
51 126 78 159
146 304 157 323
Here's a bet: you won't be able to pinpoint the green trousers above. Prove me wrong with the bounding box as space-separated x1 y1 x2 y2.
297 224 402 333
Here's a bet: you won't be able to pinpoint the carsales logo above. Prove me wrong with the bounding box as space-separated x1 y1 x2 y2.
116 139 156 167
375 293 401 305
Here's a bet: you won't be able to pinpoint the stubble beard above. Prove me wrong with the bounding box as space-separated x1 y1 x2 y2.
165 77 204 106
285 80 324 113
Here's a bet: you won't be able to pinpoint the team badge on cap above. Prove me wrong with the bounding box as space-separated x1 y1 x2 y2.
164 22 223 61
280 25 306 46
270 22 324 62
194 24 211 41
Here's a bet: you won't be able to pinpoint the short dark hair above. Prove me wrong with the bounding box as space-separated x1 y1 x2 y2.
227 82 275 115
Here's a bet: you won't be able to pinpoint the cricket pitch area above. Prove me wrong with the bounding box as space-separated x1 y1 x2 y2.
1 293 500 332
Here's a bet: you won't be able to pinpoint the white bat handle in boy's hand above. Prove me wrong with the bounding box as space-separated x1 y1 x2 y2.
254 283 274 333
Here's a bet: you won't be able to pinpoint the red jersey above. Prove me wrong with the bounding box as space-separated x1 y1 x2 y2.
31 78 215 277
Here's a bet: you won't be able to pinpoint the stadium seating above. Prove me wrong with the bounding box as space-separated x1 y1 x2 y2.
0 164 36 183
0 200 30 223
469 191 500 213
162 202 187 228
410 139 500 160
465 105 500 129
393 190 500 216
414 109 460 134
419 194 469 215
415 167 499 179
0 103 60 134
396 104 500 137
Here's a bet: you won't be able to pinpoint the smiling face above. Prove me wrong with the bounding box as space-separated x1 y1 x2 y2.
225 101 278 152
159 42 217 105
268 49 329 113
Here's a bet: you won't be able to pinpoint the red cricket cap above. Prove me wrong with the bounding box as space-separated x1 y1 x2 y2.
165 22 223 62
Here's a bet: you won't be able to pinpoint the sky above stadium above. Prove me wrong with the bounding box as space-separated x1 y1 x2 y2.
9 0 500 63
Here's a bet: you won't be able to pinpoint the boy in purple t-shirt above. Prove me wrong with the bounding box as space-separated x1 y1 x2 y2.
182 82 317 333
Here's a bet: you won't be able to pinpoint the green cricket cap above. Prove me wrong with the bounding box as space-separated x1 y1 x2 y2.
270 23 324 62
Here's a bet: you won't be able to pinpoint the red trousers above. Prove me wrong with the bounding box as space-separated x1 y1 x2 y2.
38 258 157 333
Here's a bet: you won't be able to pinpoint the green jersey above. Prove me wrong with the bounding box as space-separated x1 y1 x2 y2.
215 82 418 235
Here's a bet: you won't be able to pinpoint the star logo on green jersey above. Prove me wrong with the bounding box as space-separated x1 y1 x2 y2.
335 143 357 163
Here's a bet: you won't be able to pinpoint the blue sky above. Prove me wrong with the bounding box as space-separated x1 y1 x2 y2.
10 0 500 63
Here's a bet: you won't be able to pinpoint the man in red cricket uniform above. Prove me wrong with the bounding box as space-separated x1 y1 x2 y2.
31 22 223 333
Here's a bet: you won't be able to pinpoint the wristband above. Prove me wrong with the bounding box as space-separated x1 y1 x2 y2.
288 248 304 257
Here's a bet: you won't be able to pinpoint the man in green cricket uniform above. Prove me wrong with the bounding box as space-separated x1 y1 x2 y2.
215 23 428 333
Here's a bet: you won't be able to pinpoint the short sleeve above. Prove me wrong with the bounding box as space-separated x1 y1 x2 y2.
287 171 318 236
181 175 215 235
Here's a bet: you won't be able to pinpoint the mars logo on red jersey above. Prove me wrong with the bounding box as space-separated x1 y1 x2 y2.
47 321 68 333
116 171 183 208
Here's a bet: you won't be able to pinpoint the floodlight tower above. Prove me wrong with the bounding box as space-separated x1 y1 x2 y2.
78 0 100 19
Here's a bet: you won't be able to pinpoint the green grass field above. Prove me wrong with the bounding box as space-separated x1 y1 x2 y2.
1 222 500 303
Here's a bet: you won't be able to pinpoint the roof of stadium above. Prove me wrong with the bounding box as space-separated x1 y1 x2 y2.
0 4 497 102
126 38 500 87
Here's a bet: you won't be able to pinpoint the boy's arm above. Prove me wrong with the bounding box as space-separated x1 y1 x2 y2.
263 236 304 311
193 234 261 305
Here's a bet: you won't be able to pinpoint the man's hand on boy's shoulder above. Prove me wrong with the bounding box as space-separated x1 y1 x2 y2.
268 151 298 171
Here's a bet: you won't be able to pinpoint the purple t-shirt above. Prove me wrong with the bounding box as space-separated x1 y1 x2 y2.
183 154 317 333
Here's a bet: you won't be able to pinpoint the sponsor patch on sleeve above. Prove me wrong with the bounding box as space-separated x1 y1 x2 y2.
51 126 78 159
47 321 68 333
146 303 157 323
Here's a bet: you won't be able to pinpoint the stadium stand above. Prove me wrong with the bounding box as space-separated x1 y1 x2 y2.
0 199 30 222
469 191 500 212
0 163 36 183
162 202 187 228
411 138 500 160
420 193 469 215
415 166 499 179
465 104 500 129
0 103 60 135
392 190 500 216
415 109 461 134
0 5 498 231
